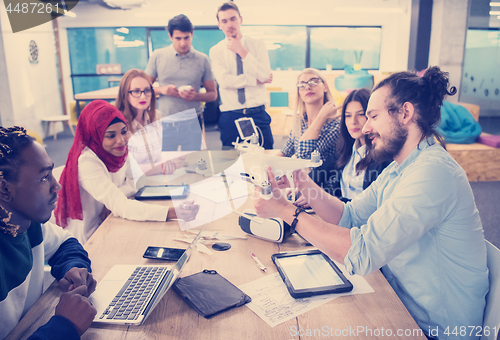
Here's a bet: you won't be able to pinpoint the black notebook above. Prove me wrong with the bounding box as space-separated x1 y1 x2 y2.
173 269 251 318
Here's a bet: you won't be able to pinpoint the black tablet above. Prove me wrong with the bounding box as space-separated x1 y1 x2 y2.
135 184 189 200
272 249 353 298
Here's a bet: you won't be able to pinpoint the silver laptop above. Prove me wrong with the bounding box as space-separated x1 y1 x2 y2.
89 227 204 326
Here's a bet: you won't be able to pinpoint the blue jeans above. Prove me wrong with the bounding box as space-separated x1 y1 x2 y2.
218 107 274 150
162 117 203 151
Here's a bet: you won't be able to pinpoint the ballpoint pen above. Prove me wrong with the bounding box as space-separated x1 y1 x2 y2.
250 252 267 273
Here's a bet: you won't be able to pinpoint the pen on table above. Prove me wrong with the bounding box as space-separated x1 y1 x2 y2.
250 252 267 273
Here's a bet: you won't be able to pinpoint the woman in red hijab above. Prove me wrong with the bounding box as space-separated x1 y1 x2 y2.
55 100 199 244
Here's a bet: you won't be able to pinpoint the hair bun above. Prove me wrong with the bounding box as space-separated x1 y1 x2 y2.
422 66 456 107
423 66 457 96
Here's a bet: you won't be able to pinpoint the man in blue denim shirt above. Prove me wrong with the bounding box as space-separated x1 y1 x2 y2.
254 67 489 340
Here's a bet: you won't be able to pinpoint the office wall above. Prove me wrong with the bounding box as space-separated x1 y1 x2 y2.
428 0 469 104
57 0 412 115
0 5 63 137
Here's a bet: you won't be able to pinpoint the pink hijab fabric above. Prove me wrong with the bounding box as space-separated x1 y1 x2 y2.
55 100 128 228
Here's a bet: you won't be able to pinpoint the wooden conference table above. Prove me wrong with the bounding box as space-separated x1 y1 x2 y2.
8 167 425 340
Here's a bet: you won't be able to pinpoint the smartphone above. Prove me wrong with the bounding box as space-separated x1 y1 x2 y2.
143 246 186 261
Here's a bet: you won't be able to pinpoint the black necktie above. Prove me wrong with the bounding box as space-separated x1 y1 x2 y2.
236 54 246 104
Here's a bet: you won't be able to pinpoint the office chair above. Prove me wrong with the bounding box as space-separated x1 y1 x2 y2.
481 240 500 340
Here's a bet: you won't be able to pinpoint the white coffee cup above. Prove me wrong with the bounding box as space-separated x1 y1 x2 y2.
178 85 193 93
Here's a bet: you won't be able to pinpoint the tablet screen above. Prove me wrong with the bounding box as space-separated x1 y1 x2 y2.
139 186 185 198
274 254 344 290
237 119 256 138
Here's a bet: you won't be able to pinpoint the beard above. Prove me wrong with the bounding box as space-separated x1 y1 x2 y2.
369 119 408 163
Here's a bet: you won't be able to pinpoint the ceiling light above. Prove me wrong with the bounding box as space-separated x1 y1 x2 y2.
135 12 173 18
115 40 145 47
116 27 129 34
489 10 500 15
104 0 146 9
333 7 404 14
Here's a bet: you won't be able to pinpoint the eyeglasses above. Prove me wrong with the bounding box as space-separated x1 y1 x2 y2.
128 88 153 98
296 77 323 91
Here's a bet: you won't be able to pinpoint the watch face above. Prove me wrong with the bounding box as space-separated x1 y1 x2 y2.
29 40 38 64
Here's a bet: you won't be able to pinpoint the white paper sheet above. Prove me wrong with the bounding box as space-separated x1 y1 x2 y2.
188 175 249 204
239 263 374 328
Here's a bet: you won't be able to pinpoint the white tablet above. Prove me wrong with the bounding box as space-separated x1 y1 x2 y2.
235 117 258 141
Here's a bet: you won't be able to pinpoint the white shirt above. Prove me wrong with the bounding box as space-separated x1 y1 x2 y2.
340 140 366 200
209 36 271 112
64 147 168 244
128 116 163 166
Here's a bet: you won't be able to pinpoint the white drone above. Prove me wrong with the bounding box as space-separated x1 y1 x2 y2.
233 148 322 201
193 137 322 201
190 130 323 242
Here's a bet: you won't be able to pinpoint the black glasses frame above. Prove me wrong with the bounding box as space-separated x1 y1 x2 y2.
128 87 153 98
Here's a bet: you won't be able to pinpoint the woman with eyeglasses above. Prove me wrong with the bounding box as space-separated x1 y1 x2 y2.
277 68 341 189
55 100 199 244
115 69 182 175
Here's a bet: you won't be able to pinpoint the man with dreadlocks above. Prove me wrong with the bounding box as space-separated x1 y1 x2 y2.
0 126 97 339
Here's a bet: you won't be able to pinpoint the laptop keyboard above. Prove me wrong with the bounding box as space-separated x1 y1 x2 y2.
98 266 169 321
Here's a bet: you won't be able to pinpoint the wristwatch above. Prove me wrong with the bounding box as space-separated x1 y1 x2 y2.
290 207 306 234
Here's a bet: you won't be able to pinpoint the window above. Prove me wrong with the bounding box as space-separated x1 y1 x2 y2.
68 27 148 94
241 26 306 70
149 27 224 56
461 29 500 105
309 26 381 70
67 25 381 96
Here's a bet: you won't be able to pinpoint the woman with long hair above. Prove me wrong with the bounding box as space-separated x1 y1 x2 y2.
115 69 181 175
116 69 157 133
278 68 340 163
326 88 391 200
277 69 341 193
55 100 199 244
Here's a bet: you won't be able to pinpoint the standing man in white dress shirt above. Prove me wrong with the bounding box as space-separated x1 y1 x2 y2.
210 2 274 149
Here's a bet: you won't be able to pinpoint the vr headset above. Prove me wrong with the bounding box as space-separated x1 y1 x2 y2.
238 209 290 243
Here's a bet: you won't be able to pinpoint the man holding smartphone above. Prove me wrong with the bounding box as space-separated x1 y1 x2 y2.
210 2 274 149
146 14 217 151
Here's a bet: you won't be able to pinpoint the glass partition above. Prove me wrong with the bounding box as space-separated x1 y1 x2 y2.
150 28 170 51
149 28 225 56
68 27 148 94
461 29 500 108
309 26 381 70
67 25 381 95
241 25 307 70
